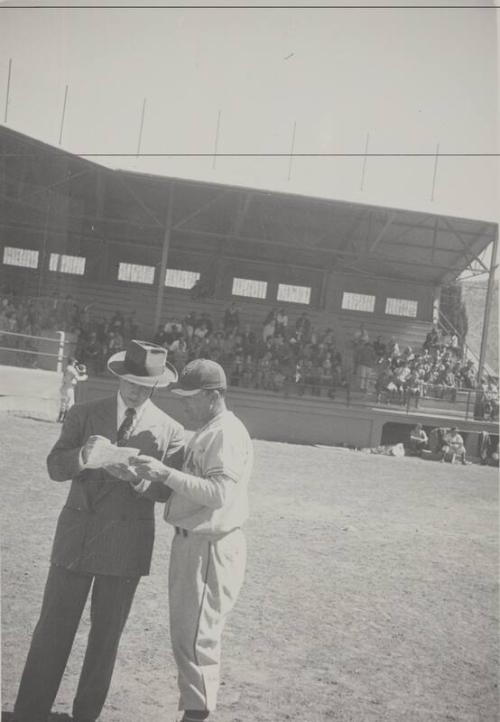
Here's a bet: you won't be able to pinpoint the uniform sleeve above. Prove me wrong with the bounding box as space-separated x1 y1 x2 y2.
202 428 245 481
162 470 237 509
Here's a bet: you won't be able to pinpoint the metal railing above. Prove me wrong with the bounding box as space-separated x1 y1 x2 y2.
0 330 67 372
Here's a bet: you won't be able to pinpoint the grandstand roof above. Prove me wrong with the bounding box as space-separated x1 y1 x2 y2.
1 125 496 286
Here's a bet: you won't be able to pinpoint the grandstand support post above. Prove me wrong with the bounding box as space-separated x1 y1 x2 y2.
154 183 174 333
56 331 65 373
476 228 498 386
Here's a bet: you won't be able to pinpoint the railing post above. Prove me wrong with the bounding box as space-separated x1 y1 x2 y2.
57 331 65 373
465 389 470 421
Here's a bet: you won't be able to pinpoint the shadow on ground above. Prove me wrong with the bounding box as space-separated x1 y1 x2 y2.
10 412 57 424
2 714 73 721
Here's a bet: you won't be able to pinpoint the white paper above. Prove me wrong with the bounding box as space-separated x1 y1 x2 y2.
85 436 140 469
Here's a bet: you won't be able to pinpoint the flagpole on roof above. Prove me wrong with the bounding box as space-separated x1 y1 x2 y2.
430 142 440 201
287 120 296 181
4 59 12 124
360 132 370 191
136 98 147 158
212 110 222 170
58 84 69 146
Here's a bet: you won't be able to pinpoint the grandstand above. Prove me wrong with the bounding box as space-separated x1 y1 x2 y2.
0 125 498 452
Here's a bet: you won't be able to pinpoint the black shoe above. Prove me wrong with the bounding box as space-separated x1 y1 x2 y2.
181 712 210 722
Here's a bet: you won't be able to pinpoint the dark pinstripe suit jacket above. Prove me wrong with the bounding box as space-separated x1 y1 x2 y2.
47 395 184 577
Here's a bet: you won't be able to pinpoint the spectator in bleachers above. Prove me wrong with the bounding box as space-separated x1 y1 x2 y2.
357 341 376 392
373 335 386 359
262 309 276 341
223 302 240 333
423 325 440 352
78 330 104 376
295 311 311 342
275 307 288 336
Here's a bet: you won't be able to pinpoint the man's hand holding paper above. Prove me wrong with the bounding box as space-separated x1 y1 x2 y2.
82 435 140 473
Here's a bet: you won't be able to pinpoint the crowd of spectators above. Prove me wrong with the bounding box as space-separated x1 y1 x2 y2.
1 289 498 421
352 324 499 420
152 303 347 397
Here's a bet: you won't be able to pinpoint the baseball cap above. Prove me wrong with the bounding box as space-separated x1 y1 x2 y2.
171 359 227 396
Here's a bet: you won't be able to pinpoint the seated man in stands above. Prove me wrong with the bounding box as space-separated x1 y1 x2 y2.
295 312 311 342
223 302 240 333
409 423 428 456
423 325 440 352
78 330 103 376
440 427 468 465
357 341 376 393
441 367 458 402
373 335 386 360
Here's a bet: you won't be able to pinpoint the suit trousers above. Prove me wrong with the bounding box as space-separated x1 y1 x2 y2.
14 563 139 722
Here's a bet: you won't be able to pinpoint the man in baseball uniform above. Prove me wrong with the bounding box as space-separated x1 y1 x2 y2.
132 359 253 722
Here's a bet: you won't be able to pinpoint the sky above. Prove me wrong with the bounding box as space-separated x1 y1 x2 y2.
0 0 498 227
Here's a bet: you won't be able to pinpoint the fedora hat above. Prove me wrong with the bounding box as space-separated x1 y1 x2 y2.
107 339 178 388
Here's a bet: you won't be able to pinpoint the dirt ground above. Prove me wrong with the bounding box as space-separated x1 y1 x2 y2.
1 414 498 722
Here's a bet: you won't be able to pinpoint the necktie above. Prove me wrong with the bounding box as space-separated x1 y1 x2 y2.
117 407 136 445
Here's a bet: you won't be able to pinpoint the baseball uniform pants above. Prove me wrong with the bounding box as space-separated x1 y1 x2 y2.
169 527 246 712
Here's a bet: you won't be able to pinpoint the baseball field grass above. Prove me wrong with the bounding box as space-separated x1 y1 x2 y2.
1 413 498 722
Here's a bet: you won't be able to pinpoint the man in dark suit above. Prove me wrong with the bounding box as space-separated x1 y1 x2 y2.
13 340 184 722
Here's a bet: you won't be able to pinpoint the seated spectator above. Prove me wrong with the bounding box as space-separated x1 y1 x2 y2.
78 331 103 376
295 312 311 342
241 323 256 354
262 309 276 341
183 311 198 339
404 369 423 409
429 426 448 455
275 308 288 336
440 427 468 464
409 423 428 456
229 353 244 386
375 365 398 404
123 311 139 340
353 323 369 345
441 368 457 402
223 302 240 333
373 335 386 359
106 329 125 359
357 341 376 393
256 352 273 390
153 325 167 347
423 325 440 351
241 355 256 388
387 337 401 359
478 431 498 466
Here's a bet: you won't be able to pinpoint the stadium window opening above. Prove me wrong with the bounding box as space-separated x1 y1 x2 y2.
118 262 155 284
49 253 86 276
232 278 268 299
277 284 311 305
341 292 376 313
164 269 200 290
3 246 39 269
385 298 418 318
